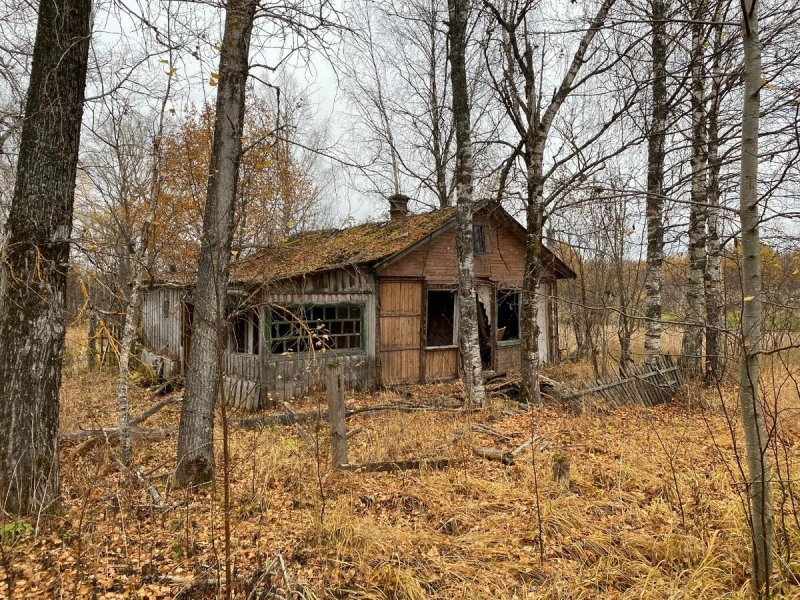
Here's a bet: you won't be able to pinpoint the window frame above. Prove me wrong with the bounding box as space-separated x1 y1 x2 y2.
496 288 521 346
472 224 487 255
425 288 459 349
265 302 366 357
228 306 261 355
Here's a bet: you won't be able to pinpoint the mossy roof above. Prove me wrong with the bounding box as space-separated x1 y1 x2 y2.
228 207 457 285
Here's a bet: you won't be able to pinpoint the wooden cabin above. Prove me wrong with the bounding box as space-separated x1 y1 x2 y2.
139 197 575 409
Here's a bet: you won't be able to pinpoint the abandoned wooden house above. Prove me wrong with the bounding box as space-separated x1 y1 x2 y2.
139 196 575 408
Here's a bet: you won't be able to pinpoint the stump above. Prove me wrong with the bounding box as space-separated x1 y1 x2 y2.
552 450 570 491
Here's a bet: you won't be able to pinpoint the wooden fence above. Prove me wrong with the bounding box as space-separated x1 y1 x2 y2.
564 356 683 408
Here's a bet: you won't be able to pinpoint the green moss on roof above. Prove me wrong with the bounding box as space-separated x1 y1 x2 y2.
229 207 457 284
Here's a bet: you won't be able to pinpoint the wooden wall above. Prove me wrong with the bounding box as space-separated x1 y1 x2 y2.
140 286 184 362
241 270 378 407
376 210 555 286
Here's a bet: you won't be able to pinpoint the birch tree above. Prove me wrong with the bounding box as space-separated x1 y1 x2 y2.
447 0 485 407
0 0 92 514
484 0 617 404
738 0 773 592
642 0 669 365
680 0 708 375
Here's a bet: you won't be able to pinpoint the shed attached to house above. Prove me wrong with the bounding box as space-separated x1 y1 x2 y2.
140 198 575 409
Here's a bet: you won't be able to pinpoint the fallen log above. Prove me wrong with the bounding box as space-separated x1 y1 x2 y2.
339 458 460 473
238 404 477 430
60 427 174 442
473 446 515 465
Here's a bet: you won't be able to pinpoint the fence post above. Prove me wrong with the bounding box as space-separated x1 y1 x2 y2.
326 360 348 469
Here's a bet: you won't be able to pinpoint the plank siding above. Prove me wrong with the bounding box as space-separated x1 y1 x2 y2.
140 287 184 359
377 213 527 286
424 348 458 380
379 279 423 384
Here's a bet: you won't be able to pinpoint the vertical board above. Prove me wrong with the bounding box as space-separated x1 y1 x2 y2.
379 280 422 384
424 348 458 380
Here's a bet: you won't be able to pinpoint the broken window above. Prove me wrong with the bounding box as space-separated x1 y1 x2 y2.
426 290 456 347
268 304 362 355
472 225 486 255
229 307 260 354
497 290 520 342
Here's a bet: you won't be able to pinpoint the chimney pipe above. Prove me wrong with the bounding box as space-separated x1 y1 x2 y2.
388 193 410 221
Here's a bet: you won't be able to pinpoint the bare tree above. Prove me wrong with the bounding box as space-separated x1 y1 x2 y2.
642 0 669 365
484 0 617 403
0 0 91 514
447 0 485 406
176 0 258 487
680 0 708 375
738 0 773 593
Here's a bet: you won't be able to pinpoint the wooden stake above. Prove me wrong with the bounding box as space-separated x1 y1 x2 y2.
326 360 348 469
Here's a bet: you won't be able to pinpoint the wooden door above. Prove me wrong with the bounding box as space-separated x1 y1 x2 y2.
379 280 422 384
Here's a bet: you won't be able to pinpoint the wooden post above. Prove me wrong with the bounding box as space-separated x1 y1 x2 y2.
326 360 348 469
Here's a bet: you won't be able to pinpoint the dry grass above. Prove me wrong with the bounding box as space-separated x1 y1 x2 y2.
1 334 799 598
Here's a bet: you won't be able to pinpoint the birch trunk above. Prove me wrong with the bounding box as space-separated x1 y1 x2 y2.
681 0 708 375
176 0 257 487
704 8 723 383
447 0 485 407
116 75 172 466
0 0 91 515
643 0 668 365
739 0 773 593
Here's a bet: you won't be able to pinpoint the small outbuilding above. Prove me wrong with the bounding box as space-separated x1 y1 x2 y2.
140 197 575 408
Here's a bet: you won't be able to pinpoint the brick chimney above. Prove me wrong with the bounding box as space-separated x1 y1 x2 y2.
388 193 410 221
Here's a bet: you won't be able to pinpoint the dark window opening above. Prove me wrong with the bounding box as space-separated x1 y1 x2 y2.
229 308 260 355
473 225 486 255
497 290 520 342
269 304 363 355
426 290 456 346
162 297 170 319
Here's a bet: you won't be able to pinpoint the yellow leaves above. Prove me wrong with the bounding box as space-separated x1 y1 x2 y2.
159 58 169 64
209 72 220 87
743 295 755 302
166 67 177 79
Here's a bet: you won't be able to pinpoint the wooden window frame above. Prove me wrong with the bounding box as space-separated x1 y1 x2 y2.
424 288 459 350
266 302 365 357
496 288 521 347
228 307 261 356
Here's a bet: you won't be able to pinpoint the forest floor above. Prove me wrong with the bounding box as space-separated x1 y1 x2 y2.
1 337 800 598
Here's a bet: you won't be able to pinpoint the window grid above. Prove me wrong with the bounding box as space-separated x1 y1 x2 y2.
268 304 364 355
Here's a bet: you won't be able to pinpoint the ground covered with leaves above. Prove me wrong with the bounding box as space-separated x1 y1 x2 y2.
1 360 799 599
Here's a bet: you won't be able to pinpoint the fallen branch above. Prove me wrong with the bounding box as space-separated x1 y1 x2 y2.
473 447 515 465
130 394 182 427
61 427 175 442
238 403 477 430
511 435 539 457
339 458 460 473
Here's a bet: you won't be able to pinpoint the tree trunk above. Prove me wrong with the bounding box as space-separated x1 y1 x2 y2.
116 70 172 467
447 0 485 407
518 0 615 403
643 0 668 365
705 7 723 384
176 0 257 487
0 0 91 515
520 174 544 405
87 312 99 371
739 0 773 594
681 0 708 375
